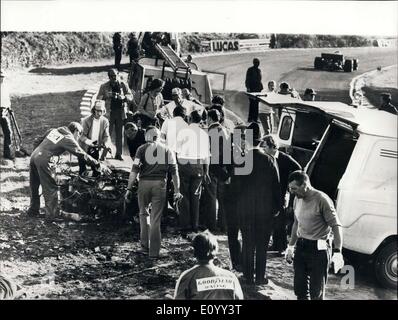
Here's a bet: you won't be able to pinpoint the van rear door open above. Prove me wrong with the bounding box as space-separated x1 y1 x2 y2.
306 119 358 202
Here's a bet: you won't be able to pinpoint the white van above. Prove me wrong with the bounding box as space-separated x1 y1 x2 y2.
254 93 397 289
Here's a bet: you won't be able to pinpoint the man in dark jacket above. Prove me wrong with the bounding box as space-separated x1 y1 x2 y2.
200 109 230 232
127 33 140 65
112 32 123 71
97 68 133 160
260 135 302 254
236 145 281 285
245 58 263 122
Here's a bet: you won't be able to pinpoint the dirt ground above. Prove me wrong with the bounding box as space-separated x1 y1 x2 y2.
1 57 397 300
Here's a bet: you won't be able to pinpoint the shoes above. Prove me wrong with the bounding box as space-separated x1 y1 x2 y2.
114 154 123 161
45 215 64 223
26 208 40 217
255 277 269 286
239 276 254 286
232 264 243 273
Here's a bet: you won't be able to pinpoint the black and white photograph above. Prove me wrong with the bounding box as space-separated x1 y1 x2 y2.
0 0 397 307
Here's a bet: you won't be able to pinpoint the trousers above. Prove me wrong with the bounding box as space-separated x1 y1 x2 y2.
293 238 331 300
29 156 59 216
241 224 272 282
248 98 259 123
0 114 13 159
109 110 124 157
137 179 167 257
178 162 203 231
200 173 226 232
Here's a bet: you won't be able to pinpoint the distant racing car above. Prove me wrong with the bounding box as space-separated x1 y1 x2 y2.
314 52 358 72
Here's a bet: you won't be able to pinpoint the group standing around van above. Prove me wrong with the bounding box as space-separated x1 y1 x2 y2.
4 50 396 300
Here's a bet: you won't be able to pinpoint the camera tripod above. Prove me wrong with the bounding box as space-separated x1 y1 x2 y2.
7 108 30 157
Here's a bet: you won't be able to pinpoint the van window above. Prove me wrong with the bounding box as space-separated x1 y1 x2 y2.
279 116 293 140
362 140 397 184
292 112 329 150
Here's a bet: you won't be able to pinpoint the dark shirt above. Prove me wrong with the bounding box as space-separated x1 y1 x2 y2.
379 102 398 115
132 142 177 180
208 122 230 180
113 33 122 51
127 128 146 158
127 38 140 60
245 66 263 92
275 151 302 201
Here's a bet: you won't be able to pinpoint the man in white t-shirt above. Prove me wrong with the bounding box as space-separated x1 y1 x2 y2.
160 105 188 154
176 110 211 232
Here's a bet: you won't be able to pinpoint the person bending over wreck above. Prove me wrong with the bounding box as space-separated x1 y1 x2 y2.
27 122 111 221
174 231 243 300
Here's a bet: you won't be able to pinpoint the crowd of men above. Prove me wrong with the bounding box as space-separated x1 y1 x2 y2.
1 54 396 299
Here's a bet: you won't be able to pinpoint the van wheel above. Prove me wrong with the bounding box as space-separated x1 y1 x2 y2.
374 242 397 289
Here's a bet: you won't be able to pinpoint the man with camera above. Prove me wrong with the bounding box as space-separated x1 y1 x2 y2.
0 70 14 160
97 68 133 161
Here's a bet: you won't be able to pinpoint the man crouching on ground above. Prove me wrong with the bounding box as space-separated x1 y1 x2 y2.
27 122 111 221
125 126 182 259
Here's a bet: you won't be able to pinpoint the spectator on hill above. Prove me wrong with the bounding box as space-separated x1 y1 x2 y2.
112 32 123 71
127 32 140 65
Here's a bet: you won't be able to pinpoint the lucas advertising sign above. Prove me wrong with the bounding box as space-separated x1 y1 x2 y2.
210 39 240 52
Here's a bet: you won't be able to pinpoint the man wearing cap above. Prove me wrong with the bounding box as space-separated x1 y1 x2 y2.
245 58 263 122
0 70 14 159
78 100 113 176
125 126 182 258
303 88 317 101
379 93 397 115
97 68 133 161
27 122 111 220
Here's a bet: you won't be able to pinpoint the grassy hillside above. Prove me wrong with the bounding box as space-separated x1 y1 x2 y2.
1 32 374 70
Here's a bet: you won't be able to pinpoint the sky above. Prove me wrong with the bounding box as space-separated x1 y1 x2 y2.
1 0 397 37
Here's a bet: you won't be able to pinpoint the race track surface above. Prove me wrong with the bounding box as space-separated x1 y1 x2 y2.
195 47 397 121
